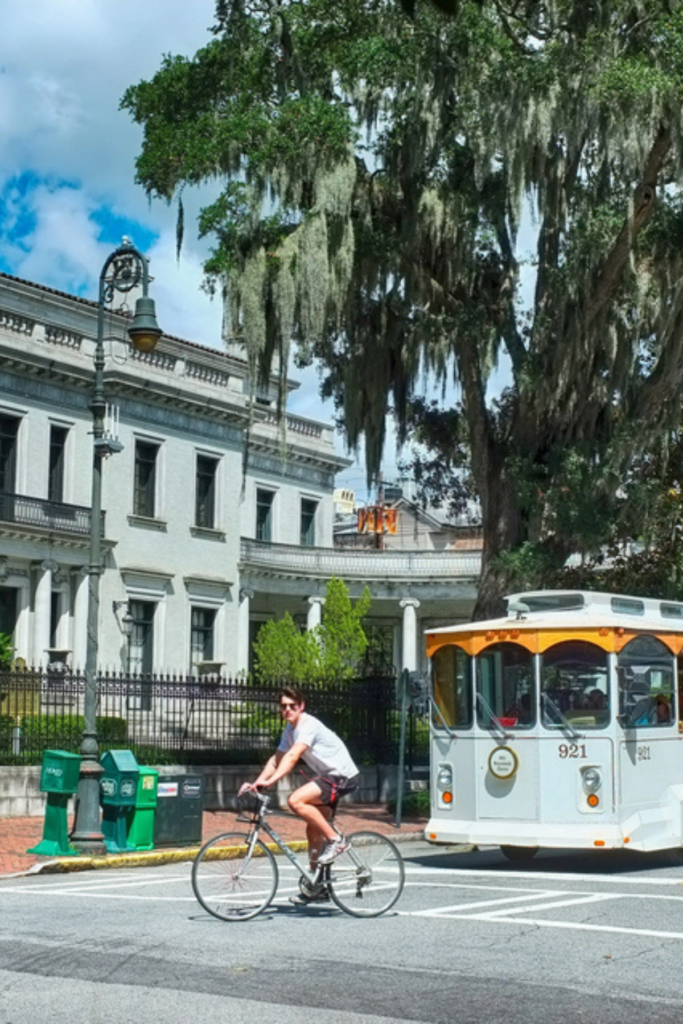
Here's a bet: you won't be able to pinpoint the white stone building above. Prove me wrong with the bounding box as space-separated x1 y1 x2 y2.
0 271 481 679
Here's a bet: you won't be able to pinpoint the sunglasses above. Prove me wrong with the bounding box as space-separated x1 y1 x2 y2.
279 702 299 711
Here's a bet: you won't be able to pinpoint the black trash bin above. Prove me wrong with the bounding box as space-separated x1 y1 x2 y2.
153 774 204 847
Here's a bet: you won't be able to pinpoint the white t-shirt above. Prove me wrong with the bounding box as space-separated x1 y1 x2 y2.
278 712 358 779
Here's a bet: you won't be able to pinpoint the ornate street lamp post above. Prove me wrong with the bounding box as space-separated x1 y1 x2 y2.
71 240 162 854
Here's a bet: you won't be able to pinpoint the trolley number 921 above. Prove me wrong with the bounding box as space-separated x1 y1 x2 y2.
558 743 587 759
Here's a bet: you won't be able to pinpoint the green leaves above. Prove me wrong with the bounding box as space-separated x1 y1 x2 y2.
0 633 13 670
252 578 370 685
124 0 683 614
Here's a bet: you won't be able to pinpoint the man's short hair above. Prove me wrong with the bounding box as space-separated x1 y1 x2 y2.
279 686 305 706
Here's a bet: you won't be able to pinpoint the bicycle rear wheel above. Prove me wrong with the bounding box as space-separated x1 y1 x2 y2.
327 831 405 918
191 831 278 921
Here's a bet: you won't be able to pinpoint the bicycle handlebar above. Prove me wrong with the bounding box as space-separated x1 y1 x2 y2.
237 788 271 815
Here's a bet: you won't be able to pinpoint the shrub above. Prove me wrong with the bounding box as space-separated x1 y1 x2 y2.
0 714 14 750
386 789 430 818
16 715 128 752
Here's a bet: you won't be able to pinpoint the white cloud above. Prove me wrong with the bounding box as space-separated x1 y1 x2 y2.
0 0 380 487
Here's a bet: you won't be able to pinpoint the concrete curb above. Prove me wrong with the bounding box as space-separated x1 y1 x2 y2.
17 830 430 877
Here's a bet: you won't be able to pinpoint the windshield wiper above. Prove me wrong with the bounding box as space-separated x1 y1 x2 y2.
542 693 582 740
476 693 512 740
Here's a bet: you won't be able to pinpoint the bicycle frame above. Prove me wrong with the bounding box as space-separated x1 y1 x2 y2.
236 795 344 888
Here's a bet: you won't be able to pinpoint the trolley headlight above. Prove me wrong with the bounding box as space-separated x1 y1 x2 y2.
582 767 602 793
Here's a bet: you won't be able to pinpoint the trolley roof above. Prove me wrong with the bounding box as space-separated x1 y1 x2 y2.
426 590 683 637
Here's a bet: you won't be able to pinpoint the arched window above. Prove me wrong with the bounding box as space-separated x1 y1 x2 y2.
540 641 609 729
618 635 675 727
431 645 472 729
476 643 535 729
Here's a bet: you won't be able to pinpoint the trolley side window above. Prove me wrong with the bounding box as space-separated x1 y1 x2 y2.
540 641 609 729
431 645 473 729
476 643 535 729
618 635 675 728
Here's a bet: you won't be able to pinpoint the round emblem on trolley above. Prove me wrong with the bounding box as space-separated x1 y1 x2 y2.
488 746 519 780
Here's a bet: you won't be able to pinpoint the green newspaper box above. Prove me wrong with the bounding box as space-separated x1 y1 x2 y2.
28 750 82 857
126 767 158 851
100 749 139 853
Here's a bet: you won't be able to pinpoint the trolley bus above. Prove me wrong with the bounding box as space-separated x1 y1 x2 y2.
425 590 683 859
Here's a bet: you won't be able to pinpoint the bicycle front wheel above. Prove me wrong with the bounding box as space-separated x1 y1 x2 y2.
327 831 405 918
191 831 278 922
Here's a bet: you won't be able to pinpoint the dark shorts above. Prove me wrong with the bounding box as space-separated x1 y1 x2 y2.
312 773 359 809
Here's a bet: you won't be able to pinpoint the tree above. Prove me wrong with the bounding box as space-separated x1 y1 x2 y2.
253 578 370 683
547 425 683 599
317 577 371 679
123 1 683 617
252 612 321 684
0 633 13 669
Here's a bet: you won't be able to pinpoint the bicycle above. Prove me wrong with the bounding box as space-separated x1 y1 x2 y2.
191 790 405 921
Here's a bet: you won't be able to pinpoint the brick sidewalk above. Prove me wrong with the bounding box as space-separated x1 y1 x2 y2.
0 805 426 877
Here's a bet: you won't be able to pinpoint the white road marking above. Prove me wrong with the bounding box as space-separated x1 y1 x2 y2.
0 873 191 892
484 892 621 915
403 865 683 886
412 890 566 917
460 916 683 942
0 888 196 900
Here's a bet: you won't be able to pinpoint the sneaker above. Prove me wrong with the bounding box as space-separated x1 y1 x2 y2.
289 887 330 906
317 837 349 865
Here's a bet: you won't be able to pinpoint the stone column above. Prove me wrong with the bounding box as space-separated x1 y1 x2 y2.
33 562 53 668
72 568 89 671
237 588 254 674
400 598 421 673
307 596 325 632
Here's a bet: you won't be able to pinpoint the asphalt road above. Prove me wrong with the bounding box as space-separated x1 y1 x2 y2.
2 842 683 1024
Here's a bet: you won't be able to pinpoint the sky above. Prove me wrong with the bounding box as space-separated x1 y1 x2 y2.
0 0 390 498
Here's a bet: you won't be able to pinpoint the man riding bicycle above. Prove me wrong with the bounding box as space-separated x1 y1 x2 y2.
239 687 359 902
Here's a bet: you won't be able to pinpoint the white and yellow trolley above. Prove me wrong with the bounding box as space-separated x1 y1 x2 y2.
425 590 683 859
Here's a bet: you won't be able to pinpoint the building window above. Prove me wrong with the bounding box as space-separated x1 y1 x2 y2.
191 607 216 673
49 592 61 649
0 587 18 639
0 415 19 493
300 498 318 547
48 425 69 503
134 441 159 518
128 601 155 675
256 488 274 542
195 455 218 529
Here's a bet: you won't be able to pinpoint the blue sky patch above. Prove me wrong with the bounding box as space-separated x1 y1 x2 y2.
91 207 157 253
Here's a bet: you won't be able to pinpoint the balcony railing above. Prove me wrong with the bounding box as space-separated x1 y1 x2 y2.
240 538 481 579
0 491 103 537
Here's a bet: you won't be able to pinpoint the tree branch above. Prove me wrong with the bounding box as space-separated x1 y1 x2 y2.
585 124 672 328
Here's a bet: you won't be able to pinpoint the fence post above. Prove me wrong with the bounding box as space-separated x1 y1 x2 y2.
11 726 20 755
395 669 408 829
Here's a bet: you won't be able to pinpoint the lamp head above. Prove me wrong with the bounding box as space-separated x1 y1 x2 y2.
128 295 162 353
121 607 134 639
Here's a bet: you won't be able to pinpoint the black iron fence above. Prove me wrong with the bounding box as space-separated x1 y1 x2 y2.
0 668 428 768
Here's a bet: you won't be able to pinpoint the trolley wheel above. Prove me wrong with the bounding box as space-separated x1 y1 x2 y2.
191 831 278 921
327 831 405 918
500 845 539 862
